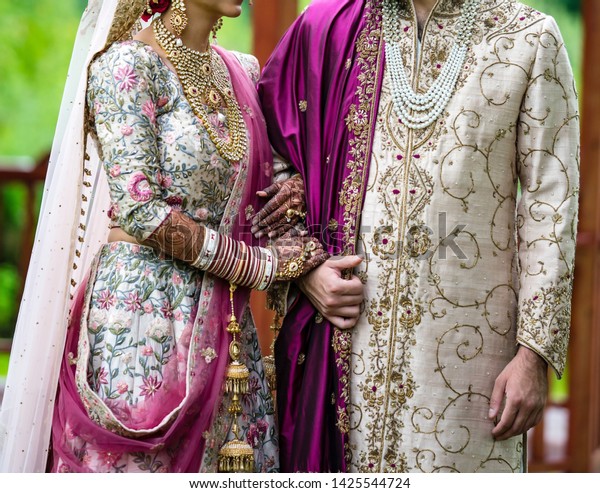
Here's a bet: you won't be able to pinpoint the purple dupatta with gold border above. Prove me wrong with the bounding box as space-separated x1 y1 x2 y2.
258 0 385 472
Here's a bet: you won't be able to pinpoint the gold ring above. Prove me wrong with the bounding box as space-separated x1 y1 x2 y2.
285 208 307 221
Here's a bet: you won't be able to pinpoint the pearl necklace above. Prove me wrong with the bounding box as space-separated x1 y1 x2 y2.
153 18 248 162
383 0 481 130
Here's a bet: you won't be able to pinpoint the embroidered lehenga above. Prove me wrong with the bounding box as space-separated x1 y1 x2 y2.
0 0 283 473
48 38 278 472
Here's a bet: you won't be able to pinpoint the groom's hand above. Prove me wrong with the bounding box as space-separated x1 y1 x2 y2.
489 345 548 441
296 255 364 330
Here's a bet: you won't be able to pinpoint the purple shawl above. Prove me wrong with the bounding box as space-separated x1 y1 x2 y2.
258 0 385 472
50 47 274 473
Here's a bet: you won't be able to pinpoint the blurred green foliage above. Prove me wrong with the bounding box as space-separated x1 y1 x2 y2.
0 354 9 378
564 0 582 12
0 0 83 158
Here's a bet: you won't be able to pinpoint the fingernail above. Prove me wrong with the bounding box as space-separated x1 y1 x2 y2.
251 226 258 234
256 232 264 239
251 219 258 226
488 408 495 419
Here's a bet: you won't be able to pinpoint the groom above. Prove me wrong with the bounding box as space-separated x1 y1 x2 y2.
257 0 579 473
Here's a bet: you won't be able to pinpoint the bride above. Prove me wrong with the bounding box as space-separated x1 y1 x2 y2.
0 0 324 473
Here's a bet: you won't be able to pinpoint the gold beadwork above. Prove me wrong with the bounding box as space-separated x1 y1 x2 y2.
275 241 317 281
262 312 281 393
212 17 224 42
218 283 255 473
217 439 254 473
106 0 146 47
277 258 302 280
153 18 248 163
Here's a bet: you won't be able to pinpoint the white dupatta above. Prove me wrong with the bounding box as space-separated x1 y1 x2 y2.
0 0 136 472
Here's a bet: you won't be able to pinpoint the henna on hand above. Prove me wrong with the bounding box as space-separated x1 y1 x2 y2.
143 210 205 263
252 174 306 238
271 227 329 281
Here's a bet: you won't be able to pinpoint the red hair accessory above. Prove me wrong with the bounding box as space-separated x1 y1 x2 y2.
141 0 171 22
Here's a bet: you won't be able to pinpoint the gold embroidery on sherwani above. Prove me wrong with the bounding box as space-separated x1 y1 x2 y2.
348 0 578 473
337 0 385 444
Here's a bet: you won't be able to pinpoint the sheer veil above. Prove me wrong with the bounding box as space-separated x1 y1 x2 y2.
0 0 144 472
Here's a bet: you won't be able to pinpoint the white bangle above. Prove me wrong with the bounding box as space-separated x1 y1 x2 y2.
192 228 219 270
257 247 277 291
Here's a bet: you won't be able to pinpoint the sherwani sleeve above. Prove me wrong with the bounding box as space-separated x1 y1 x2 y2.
515 16 580 378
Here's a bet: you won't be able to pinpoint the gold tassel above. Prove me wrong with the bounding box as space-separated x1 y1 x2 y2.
263 312 281 392
218 283 255 473
217 420 254 473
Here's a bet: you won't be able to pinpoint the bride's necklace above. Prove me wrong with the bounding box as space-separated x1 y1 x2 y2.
153 17 248 162
383 0 480 130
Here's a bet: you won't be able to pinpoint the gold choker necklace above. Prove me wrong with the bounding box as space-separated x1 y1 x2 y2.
153 18 248 162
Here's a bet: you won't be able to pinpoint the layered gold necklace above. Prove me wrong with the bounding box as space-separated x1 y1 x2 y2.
153 17 248 162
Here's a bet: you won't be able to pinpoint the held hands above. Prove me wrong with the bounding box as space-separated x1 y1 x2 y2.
252 175 365 328
252 174 306 239
296 256 365 330
254 174 328 282
488 345 548 441
271 228 329 282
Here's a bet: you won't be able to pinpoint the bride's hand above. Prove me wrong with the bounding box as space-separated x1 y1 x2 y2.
251 174 306 239
271 227 329 281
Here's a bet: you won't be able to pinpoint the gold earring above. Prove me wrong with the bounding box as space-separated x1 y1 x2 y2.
211 18 223 43
170 0 188 41
145 0 153 16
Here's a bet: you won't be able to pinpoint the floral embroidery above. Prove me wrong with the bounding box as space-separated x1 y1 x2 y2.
336 0 385 452
348 0 578 474
139 375 162 398
127 172 153 202
114 64 138 92
246 419 268 448
142 99 157 125
61 41 279 472
200 347 218 364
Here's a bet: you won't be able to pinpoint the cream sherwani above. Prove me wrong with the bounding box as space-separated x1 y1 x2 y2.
348 0 579 473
